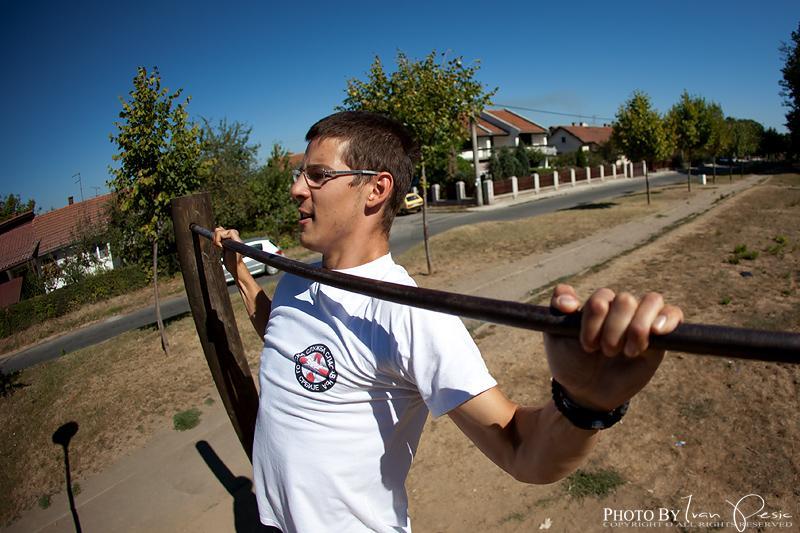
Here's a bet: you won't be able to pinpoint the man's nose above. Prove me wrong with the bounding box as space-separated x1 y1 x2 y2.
290 172 310 200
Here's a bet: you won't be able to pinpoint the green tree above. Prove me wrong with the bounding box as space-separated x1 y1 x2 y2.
199 118 260 230
759 127 790 159
666 91 712 191
0 194 35 223
703 103 728 182
779 21 800 158
108 66 202 354
611 90 671 164
340 50 496 273
513 144 531 176
575 148 588 169
250 144 297 246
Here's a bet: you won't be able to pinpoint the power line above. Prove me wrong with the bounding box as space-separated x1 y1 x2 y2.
493 103 614 123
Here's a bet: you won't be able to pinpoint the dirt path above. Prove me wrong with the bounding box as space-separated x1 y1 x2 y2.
5 174 795 533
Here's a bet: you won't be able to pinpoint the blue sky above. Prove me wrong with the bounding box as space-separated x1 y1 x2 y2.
1 0 797 212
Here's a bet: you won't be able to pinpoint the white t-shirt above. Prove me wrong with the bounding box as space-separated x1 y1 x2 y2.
252 254 497 532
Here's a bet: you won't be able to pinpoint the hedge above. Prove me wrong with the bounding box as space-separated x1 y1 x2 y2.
0 265 149 338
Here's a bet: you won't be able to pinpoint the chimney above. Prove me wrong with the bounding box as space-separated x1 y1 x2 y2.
68 196 74 205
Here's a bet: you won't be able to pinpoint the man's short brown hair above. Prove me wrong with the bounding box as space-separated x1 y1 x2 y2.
305 111 419 234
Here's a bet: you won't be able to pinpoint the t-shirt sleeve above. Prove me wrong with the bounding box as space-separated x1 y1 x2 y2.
398 307 497 418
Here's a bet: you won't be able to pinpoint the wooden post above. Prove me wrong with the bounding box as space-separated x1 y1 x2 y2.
171 192 259 462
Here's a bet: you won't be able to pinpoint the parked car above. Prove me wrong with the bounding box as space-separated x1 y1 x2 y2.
400 192 423 214
223 238 283 283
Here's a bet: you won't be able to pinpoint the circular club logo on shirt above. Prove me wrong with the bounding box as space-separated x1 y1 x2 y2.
293 344 338 392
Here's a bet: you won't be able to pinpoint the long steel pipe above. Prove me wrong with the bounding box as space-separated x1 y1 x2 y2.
191 224 800 364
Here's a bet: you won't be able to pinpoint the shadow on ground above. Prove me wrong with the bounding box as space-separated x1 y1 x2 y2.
195 440 279 533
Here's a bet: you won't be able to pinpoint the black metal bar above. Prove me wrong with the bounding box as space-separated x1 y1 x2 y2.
191 224 800 364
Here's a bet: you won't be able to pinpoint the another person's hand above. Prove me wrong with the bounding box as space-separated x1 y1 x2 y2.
212 226 245 280
544 284 683 411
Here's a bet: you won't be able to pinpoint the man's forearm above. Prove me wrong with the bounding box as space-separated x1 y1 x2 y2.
508 402 599 484
232 268 271 338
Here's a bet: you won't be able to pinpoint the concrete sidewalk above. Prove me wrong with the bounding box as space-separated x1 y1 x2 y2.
2 174 764 533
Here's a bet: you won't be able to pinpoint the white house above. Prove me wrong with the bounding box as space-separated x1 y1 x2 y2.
549 123 613 154
460 109 556 176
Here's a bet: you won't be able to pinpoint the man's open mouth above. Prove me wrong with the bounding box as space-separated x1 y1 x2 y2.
299 212 314 221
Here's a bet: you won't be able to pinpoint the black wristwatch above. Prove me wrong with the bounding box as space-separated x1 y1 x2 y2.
551 379 629 430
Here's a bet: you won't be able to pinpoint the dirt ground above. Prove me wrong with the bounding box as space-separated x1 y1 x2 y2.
1 175 797 530
406 175 800 532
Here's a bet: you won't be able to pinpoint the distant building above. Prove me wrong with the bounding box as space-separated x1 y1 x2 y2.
0 194 116 306
460 109 557 176
549 123 613 154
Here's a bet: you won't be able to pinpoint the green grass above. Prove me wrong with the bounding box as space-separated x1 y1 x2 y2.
564 468 624 499
37 495 50 509
727 244 759 264
172 408 202 431
719 296 732 305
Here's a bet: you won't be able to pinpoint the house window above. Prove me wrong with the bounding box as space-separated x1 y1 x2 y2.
561 136 566 144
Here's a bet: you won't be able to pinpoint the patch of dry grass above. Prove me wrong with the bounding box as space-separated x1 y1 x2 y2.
397 185 700 289
0 284 273 526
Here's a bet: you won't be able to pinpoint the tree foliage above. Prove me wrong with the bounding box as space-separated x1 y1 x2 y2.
250 144 297 246
780 21 800 158
0 194 35 223
611 90 671 163
199 118 260 230
108 66 202 273
760 127 790 158
726 118 764 159
340 50 496 182
666 91 712 165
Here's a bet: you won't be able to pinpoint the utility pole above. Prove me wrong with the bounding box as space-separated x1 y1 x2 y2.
72 173 84 202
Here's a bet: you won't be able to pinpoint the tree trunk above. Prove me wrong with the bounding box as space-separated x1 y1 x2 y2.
729 154 733 183
686 151 691 192
645 174 651 205
153 239 170 355
712 155 717 184
421 161 432 275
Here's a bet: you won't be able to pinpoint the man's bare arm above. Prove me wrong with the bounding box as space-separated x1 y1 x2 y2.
212 227 272 338
448 387 599 484
449 284 683 484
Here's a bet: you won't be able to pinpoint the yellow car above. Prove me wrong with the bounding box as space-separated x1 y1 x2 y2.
401 192 423 214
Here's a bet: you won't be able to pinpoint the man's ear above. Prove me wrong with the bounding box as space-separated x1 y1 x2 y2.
366 172 394 209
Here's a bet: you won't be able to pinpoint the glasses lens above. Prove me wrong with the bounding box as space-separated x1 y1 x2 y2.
305 168 328 184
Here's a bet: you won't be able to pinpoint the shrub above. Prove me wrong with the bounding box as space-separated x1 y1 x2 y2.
0 264 148 338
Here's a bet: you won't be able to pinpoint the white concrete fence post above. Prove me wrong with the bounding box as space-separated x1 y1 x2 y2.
642 161 647 176
612 163 617 178
599 165 605 180
432 183 440 202
553 171 559 190
482 179 494 205
456 180 466 201
412 186 418 195
511 176 518 199
629 162 634 178
585 166 591 183
623 163 628 178
701 174 707 185
534 173 540 193
570 168 576 187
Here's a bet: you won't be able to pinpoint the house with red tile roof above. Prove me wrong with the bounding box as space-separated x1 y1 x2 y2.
460 109 556 176
0 194 116 306
549 123 613 154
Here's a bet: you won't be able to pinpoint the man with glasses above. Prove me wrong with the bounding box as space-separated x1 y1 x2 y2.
213 111 683 532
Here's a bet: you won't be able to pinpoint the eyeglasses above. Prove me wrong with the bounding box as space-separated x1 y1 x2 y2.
292 166 379 187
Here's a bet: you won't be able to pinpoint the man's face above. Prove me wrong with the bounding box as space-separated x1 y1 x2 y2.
290 137 371 254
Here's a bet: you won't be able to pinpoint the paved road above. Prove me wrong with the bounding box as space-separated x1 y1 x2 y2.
389 171 686 255
1 172 686 373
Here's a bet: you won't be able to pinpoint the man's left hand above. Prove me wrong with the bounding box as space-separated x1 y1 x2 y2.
544 284 684 412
